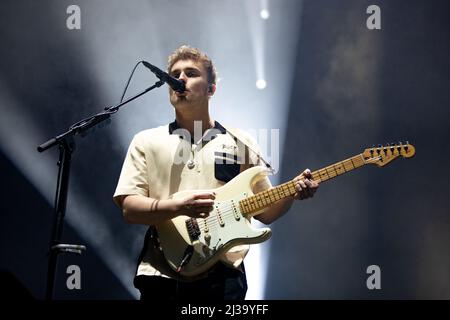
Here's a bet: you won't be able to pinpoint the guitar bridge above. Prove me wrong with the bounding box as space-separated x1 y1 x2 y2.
186 218 201 241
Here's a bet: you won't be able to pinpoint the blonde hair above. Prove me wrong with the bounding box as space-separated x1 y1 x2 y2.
167 45 217 86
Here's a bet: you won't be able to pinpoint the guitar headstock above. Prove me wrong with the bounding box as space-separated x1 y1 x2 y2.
362 142 416 167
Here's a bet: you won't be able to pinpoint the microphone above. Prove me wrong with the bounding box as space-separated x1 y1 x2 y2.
142 61 186 93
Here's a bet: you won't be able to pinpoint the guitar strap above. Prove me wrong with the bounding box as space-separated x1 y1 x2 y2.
222 125 274 174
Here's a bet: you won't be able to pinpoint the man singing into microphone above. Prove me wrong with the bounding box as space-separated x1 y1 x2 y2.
113 45 319 300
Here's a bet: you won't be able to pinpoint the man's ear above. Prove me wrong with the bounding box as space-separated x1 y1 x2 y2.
208 84 216 95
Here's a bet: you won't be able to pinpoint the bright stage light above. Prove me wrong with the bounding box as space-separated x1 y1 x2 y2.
260 9 270 20
256 79 267 89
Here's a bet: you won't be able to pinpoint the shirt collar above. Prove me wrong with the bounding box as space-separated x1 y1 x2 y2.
168 120 226 144
168 120 226 135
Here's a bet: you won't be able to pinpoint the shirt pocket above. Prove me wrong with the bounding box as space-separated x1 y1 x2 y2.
214 152 241 183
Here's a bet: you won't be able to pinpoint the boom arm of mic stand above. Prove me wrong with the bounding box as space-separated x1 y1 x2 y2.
37 80 164 153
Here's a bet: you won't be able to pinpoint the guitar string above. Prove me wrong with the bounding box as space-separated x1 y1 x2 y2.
200 190 289 227
201 201 235 224
198 170 354 231
197 212 247 232
201 190 288 226
197 176 320 231
200 154 381 225
195 207 245 232
196 191 291 231
195 154 388 232
199 185 297 229
191 153 399 235
197 204 247 231
198 203 243 230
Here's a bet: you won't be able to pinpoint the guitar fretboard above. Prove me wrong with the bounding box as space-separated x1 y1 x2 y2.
239 154 366 215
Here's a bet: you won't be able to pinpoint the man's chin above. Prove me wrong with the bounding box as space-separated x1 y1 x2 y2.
172 99 193 110
171 96 186 104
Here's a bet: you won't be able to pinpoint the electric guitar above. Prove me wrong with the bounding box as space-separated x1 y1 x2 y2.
156 142 416 278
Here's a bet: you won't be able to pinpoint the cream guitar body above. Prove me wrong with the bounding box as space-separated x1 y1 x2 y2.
156 166 271 278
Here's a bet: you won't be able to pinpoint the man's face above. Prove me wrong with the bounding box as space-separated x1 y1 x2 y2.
168 59 211 109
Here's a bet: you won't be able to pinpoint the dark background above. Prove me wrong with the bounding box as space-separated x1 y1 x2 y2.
270 0 450 299
1 0 449 299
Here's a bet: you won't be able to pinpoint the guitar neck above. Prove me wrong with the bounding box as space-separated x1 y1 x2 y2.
239 153 367 216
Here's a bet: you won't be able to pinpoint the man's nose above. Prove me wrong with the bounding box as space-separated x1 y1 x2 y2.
178 72 188 81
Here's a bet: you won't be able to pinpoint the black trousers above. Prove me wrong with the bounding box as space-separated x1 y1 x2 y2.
134 262 248 301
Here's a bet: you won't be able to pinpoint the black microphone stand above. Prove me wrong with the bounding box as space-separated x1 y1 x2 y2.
38 80 164 300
